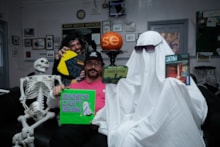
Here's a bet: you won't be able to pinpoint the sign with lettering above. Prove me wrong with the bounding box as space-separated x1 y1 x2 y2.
102 65 128 84
60 89 96 124
62 22 101 45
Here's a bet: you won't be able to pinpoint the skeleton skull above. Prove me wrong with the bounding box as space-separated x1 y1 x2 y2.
34 58 49 73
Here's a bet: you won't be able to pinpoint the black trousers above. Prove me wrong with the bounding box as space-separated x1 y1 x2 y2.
50 124 108 147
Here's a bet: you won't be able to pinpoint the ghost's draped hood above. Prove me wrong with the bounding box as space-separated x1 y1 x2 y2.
126 31 174 83
93 31 208 147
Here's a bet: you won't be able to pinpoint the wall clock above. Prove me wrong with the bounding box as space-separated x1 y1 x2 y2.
76 9 86 19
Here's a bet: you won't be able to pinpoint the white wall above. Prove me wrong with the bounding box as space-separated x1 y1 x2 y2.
0 0 24 87
1 0 220 87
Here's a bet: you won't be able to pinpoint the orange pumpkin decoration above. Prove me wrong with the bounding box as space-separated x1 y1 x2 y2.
100 32 123 50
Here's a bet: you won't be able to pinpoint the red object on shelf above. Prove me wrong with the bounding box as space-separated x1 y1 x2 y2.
100 32 123 50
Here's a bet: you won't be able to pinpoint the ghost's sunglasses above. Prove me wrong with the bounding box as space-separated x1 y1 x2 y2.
134 42 162 53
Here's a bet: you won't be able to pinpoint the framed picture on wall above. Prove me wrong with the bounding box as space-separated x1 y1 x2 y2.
32 38 45 49
12 35 19 45
54 37 61 42
25 51 32 58
46 35 54 49
196 52 212 62
46 50 55 58
102 20 111 34
125 22 136 32
148 19 188 54
24 28 34 37
125 33 136 42
54 43 60 52
24 39 32 47
196 10 220 56
112 23 123 32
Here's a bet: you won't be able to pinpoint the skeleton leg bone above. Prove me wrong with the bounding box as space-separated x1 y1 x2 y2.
12 112 55 147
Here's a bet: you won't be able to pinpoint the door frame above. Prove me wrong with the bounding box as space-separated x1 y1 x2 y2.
0 20 9 88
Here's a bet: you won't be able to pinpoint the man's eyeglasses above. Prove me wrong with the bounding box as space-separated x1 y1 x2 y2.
86 61 102 67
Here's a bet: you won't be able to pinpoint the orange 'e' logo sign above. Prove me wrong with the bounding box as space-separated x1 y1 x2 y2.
100 32 123 50
102 36 119 46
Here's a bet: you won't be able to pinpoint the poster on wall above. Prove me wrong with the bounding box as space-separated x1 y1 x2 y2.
160 32 180 54
62 22 101 45
196 9 220 56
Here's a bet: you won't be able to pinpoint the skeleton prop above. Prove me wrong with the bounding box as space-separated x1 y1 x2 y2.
12 58 62 147
0 89 10 93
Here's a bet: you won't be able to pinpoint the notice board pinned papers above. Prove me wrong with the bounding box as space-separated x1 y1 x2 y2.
60 89 96 125
102 65 128 84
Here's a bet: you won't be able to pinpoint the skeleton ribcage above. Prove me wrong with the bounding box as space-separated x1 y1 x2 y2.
24 76 54 109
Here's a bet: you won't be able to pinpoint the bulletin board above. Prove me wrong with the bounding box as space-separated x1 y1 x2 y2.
196 9 220 56
62 22 101 45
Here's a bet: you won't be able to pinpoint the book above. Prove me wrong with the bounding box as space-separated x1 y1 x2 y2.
165 53 190 85
102 65 128 84
57 50 84 78
59 89 96 124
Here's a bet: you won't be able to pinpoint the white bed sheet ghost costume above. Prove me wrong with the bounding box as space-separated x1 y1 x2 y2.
92 31 208 147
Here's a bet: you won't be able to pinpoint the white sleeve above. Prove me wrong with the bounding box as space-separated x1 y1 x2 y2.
47 90 60 108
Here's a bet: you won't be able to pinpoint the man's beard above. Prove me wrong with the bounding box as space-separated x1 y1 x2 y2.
87 69 100 79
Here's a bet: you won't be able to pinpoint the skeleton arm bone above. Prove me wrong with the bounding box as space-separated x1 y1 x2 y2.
19 77 29 110
46 75 63 108
47 90 60 108
20 77 27 99
47 84 65 108
54 75 62 85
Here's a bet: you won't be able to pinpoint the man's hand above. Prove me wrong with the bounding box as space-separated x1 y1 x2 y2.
79 70 85 79
55 46 70 60
53 84 65 97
